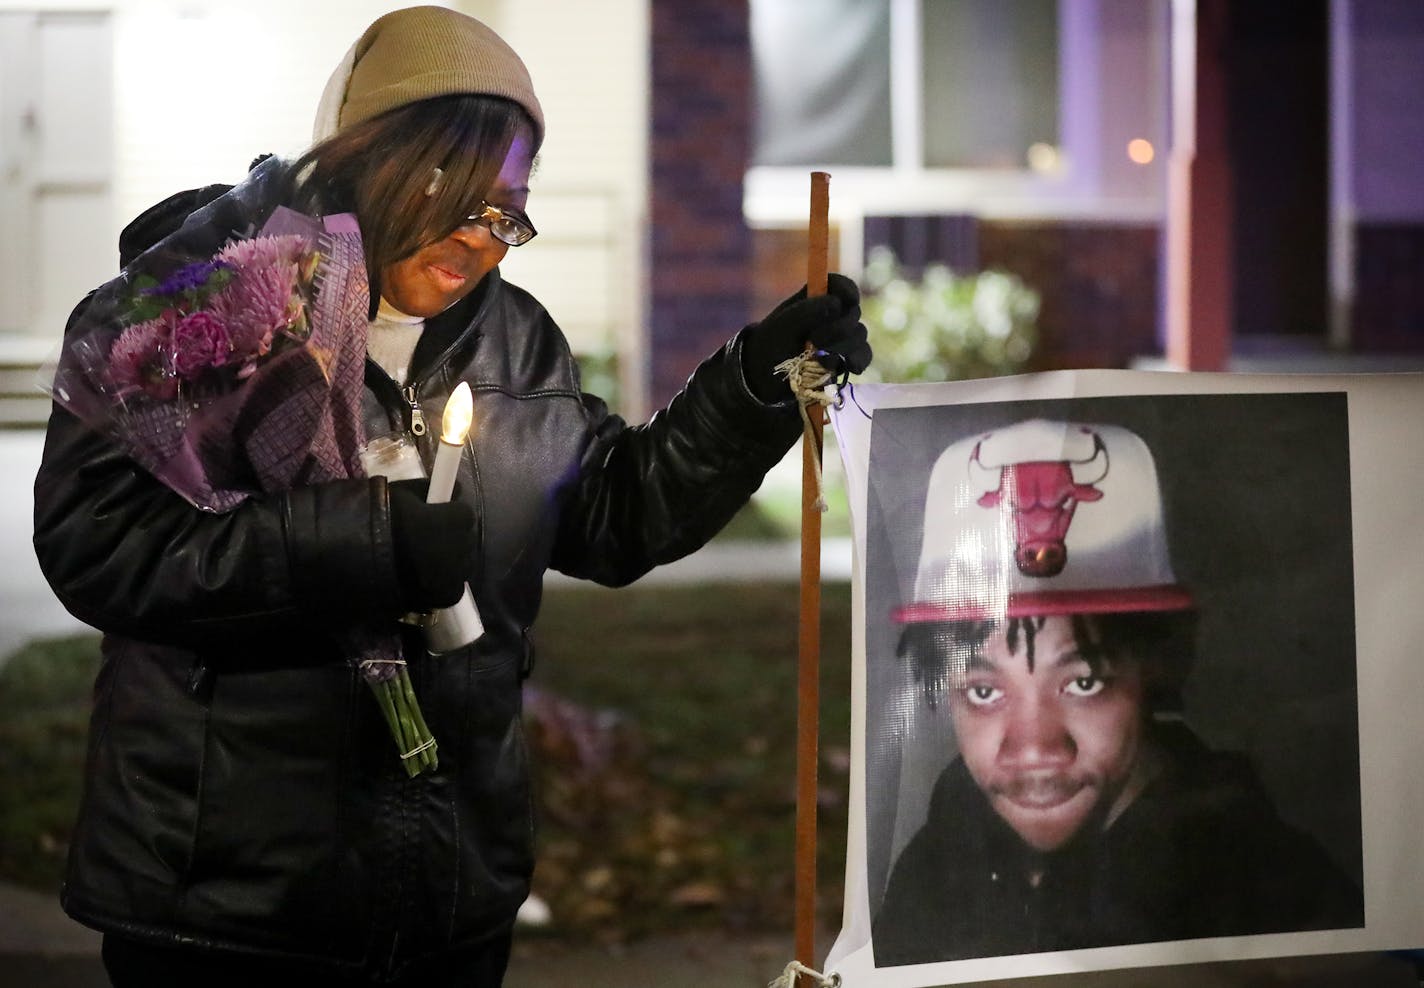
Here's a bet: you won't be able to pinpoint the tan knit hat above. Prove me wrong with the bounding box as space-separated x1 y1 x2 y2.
313 5 544 145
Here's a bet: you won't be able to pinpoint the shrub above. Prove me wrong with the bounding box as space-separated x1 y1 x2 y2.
861 246 1040 383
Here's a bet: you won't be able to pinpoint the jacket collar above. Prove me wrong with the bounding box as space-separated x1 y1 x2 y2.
408 266 501 386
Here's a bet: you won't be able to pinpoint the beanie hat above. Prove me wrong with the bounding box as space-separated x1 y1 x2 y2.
313 6 544 146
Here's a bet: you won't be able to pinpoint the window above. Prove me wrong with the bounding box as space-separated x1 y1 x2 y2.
747 0 1169 224
752 0 893 167
920 0 1059 169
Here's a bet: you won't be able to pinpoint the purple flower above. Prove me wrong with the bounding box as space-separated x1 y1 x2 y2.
217 234 310 273
210 259 302 360
109 314 178 399
145 259 229 297
171 311 231 380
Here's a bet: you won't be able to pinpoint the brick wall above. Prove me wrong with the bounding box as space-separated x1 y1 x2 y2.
749 226 841 319
647 0 753 409
862 214 979 275
978 221 1161 370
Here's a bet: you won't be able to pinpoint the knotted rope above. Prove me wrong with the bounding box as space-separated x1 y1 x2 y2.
775 350 836 512
768 960 841 988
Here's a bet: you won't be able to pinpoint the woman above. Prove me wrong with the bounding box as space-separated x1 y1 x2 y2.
33 7 870 986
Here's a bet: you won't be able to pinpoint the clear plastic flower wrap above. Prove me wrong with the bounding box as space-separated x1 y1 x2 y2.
41 162 438 776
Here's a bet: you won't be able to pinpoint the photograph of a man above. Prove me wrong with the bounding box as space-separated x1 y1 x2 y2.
869 414 1365 967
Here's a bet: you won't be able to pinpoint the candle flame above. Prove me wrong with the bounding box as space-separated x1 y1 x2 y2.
441 382 474 444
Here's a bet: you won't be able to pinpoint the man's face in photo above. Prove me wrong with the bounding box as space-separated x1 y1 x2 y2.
947 615 1150 853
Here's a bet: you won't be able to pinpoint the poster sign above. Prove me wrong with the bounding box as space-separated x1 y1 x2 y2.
824 371 1424 985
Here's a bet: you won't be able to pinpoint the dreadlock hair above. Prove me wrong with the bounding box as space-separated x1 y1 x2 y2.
291 93 537 309
898 610 1197 715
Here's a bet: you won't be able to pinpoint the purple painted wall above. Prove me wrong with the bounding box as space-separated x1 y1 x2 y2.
1351 0 1424 221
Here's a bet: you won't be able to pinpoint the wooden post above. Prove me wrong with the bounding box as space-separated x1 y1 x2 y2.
796 170 831 981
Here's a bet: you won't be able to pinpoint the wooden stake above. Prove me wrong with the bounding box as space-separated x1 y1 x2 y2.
795 170 830 981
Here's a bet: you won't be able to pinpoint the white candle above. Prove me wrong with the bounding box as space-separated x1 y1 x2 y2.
422 381 484 651
427 382 472 505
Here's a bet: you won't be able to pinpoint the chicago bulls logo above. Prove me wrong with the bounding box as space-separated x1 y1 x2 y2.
969 429 1109 578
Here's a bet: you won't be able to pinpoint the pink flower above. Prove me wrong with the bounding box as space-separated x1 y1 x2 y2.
171 311 230 380
108 313 178 399
216 233 309 273
209 236 311 364
210 263 301 360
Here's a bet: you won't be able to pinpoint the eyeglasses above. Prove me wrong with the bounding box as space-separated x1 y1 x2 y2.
460 202 537 247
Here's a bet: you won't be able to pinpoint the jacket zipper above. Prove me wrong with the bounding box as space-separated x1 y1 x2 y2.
401 320 478 439
402 385 428 437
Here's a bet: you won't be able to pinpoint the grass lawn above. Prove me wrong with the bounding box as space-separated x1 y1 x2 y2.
0 634 102 891
527 581 852 941
0 581 853 943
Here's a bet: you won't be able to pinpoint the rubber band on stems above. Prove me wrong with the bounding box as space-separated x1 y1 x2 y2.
400 736 438 762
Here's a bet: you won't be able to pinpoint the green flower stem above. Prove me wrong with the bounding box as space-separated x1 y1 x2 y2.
397 666 439 771
389 683 423 779
369 678 420 778
369 678 400 743
366 669 438 777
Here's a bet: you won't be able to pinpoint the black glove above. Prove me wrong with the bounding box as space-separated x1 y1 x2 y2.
388 478 476 612
740 272 873 404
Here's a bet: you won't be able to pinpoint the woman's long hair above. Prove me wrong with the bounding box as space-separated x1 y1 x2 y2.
293 94 537 304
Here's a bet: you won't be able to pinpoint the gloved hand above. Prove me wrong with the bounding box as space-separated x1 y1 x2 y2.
387 478 475 612
740 272 873 404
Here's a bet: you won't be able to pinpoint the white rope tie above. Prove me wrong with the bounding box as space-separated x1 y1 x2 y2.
774 352 836 512
400 736 437 761
768 960 841 988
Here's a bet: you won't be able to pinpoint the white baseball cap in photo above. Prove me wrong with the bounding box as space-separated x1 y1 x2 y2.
895 418 1193 623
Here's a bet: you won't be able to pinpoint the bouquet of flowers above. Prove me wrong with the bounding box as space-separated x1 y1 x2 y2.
45 199 438 777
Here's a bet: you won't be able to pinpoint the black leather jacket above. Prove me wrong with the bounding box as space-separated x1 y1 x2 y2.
33 159 802 979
